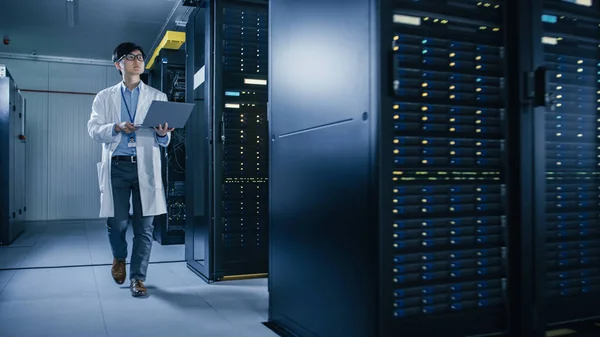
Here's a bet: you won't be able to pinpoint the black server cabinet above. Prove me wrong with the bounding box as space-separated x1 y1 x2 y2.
268 0 522 336
0 64 26 246
149 49 187 245
185 0 269 282
387 1 510 334
539 0 600 326
214 0 269 279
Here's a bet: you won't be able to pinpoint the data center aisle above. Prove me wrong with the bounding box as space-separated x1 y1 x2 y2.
0 220 184 270
0 262 276 337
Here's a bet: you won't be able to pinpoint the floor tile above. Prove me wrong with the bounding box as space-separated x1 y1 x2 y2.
0 266 98 301
100 289 242 337
0 270 16 294
20 238 92 268
0 297 107 337
0 246 31 269
165 262 210 286
7 223 44 248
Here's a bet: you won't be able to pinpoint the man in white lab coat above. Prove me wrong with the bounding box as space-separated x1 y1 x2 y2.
87 42 173 297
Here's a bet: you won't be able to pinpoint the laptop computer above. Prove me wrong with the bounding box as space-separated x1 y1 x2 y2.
136 100 195 129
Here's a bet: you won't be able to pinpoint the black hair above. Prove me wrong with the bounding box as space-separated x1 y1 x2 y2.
112 42 146 74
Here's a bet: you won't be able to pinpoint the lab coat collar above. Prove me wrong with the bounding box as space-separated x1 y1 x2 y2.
120 80 142 93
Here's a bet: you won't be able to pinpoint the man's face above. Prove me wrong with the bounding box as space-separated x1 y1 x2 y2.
115 49 145 75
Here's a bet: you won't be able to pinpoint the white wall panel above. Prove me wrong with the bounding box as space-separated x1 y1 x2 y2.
47 94 101 220
0 58 49 90
49 63 107 93
0 57 122 221
22 92 49 221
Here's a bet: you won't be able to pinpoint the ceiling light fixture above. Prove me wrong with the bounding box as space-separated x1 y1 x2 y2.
66 0 79 28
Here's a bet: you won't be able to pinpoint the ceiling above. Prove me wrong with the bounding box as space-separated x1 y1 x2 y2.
0 0 189 62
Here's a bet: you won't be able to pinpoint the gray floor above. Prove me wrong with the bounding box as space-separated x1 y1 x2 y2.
0 221 277 337
0 219 185 269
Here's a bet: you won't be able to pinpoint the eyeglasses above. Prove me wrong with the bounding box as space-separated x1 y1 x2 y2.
119 53 144 62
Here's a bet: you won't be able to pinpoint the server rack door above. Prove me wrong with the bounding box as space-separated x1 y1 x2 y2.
388 1 509 335
540 0 600 325
212 0 269 280
20 96 26 220
185 6 213 281
13 92 21 224
267 0 377 335
0 73 8 245
9 80 16 241
17 94 25 221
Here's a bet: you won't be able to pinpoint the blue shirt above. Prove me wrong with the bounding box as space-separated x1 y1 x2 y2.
112 82 168 156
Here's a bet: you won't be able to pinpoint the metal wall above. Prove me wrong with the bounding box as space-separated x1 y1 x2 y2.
0 58 121 221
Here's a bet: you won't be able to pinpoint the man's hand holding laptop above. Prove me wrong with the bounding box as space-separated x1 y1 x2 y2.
155 123 174 137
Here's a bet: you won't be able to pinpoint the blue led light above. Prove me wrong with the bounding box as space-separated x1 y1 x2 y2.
225 91 241 96
542 14 557 23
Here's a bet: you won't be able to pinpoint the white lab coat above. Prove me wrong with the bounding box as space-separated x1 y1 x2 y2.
87 81 171 218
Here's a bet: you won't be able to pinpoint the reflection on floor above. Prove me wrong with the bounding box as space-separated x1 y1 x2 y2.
0 262 276 337
0 219 185 270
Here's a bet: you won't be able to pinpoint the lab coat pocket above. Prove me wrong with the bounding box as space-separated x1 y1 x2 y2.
96 161 104 193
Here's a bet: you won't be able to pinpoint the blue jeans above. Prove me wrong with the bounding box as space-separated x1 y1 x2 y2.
107 160 154 282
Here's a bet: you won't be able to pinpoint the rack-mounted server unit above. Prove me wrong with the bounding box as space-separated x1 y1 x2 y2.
540 0 600 326
0 64 26 246
267 0 523 336
185 0 269 282
149 49 187 245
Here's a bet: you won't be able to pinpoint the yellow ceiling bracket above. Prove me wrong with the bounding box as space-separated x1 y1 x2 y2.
145 30 186 69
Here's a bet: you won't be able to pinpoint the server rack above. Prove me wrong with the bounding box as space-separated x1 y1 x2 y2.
0 64 26 246
185 0 269 282
267 0 532 336
149 49 187 245
386 1 511 335
539 0 600 327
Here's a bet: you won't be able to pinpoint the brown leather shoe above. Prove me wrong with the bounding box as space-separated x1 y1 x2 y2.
111 258 126 284
130 279 147 297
